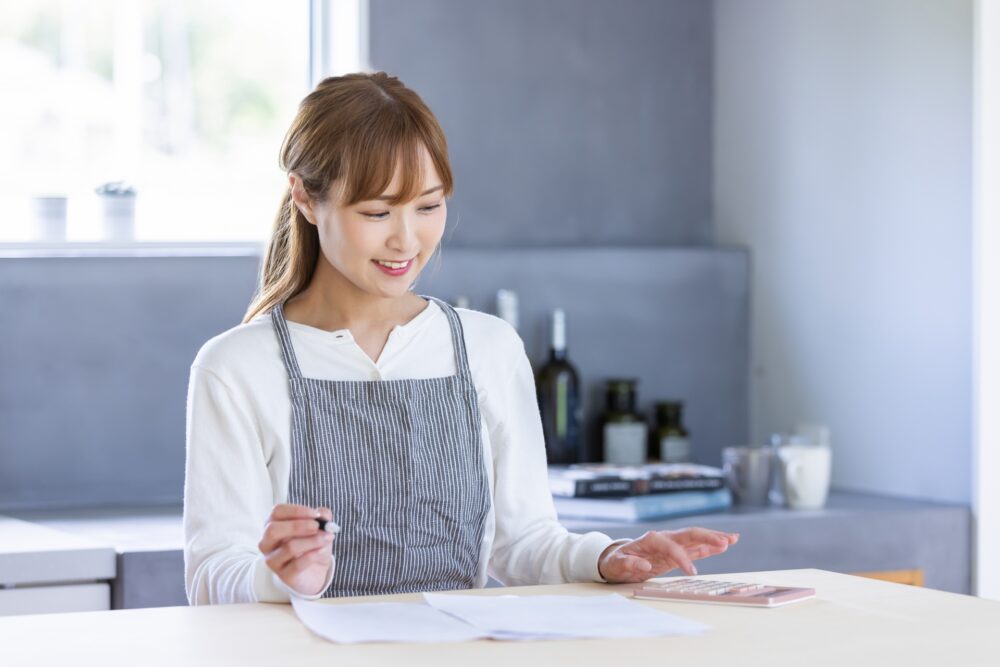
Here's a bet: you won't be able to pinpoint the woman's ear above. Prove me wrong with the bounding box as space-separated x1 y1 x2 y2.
288 173 318 226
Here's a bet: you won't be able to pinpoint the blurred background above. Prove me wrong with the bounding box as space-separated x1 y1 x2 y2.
0 0 997 614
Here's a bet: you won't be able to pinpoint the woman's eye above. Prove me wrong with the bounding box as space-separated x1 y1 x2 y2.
362 203 441 219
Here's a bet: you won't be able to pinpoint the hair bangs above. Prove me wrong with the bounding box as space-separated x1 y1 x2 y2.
338 107 452 207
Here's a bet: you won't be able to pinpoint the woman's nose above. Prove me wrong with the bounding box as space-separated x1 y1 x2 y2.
387 211 417 249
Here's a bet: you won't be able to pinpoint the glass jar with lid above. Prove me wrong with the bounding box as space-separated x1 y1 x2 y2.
654 400 691 463
601 379 647 465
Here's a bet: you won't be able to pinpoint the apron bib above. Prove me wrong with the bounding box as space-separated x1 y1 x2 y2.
270 296 490 597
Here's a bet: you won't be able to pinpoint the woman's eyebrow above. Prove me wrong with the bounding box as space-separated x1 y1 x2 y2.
372 184 444 201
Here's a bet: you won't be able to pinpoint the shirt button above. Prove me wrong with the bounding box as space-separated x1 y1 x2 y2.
370 371 381 381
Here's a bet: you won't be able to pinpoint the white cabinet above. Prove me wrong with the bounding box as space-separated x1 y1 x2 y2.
0 584 110 615
0 517 116 616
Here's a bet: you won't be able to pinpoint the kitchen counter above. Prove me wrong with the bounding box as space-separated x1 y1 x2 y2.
2 569 997 666
2 506 185 612
2 490 971 614
0 516 116 615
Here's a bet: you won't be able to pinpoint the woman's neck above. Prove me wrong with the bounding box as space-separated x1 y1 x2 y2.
283 257 426 333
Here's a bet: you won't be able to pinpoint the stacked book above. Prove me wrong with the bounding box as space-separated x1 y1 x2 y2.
549 463 732 521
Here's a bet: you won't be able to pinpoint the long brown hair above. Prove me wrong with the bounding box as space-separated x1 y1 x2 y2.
242 72 454 323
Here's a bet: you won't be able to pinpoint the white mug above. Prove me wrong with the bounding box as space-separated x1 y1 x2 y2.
777 445 832 510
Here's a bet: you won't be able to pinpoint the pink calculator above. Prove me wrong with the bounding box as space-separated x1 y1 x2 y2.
633 578 816 608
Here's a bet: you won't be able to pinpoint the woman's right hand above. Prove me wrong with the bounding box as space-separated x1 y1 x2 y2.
258 503 336 597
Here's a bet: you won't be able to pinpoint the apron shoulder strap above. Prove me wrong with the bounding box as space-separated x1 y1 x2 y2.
270 302 304 380
423 296 474 384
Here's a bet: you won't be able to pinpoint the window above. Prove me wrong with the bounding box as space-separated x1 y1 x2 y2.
0 0 312 242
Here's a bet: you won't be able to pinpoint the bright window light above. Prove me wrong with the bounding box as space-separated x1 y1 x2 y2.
0 0 310 242
311 0 369 85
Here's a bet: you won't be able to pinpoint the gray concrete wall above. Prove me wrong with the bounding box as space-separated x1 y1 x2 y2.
369 0 713 246
0 246 748 510
714 0 973 503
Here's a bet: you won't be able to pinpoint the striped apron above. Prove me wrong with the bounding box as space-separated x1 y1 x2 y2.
270 296 490 598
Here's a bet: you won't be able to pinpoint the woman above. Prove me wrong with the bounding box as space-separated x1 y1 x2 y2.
183 72 738 604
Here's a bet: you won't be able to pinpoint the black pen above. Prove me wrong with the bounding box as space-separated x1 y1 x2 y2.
316 518 342 534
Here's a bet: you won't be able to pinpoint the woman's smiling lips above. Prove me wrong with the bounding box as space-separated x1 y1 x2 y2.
372 257 414 276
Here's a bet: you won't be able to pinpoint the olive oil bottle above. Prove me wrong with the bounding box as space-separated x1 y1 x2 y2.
536 309 583 464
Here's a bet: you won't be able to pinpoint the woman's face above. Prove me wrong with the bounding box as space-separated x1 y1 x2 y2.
292 146 447 299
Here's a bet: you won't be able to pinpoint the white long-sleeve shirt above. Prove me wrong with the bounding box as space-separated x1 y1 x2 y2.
183 298 615 605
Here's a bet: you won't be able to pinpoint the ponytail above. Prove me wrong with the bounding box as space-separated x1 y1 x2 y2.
242 187 319 323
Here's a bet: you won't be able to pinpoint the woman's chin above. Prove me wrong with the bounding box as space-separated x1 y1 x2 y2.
370 278 417 299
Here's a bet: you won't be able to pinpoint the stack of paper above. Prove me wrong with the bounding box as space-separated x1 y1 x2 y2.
292 599 487 644
292 593 709 644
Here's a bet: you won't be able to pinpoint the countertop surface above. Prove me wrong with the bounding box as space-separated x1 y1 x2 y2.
6 505 184 552
0 569 996 666
0 516 116 585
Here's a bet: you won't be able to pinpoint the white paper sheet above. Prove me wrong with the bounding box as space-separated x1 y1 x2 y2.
292 597 487 644
293 592 711 644
423 592 710 640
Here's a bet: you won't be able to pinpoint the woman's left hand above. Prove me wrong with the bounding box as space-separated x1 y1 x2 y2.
598 528 739 583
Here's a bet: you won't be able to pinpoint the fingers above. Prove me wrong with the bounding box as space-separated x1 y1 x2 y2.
603 527 742 584
601 552 653 583
269 503 323 521
655 535 698 576
617 554 653 577
684 536 738 561
602 526 742 583
670 526 739 548
623 532 697 576
282 542 333 579
258 504 334 555
667 528 740 565
265 532 334 572
258 519 321 554
685 544 724 561
685 545 710 560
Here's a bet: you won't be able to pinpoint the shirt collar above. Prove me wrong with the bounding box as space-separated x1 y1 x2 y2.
282 297 441 344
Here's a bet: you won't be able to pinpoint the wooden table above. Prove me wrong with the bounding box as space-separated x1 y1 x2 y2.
2 569 997 666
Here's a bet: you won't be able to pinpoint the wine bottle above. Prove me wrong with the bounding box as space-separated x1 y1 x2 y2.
536 309 583 464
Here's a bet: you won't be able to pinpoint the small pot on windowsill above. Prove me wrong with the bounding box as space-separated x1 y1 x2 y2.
95 181 137 242
30 195 68 242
